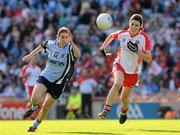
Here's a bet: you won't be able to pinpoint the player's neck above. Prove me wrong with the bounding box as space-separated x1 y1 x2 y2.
58 43 66 48
129 30 139 37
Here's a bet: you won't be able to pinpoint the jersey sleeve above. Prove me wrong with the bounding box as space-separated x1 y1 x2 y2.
141 32 151 51
40 41 48 50
145 36 151 51
70 45 77 62
19 65 28 77
40 40 53 52
112 30 121 39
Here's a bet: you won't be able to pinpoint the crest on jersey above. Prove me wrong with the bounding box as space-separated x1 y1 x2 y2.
123 38 126 43
61 54 65 58
54 52 59 58
135 40 140 45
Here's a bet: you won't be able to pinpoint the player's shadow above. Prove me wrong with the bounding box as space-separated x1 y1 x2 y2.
138 129 180 133
42 131 123 135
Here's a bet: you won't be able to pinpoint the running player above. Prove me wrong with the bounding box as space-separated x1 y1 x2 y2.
98 14 152 124
19 57 41 119
22 27 81 132
20 57 41 97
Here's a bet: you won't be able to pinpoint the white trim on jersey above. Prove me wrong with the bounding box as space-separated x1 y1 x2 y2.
70 46 75 61
56 46 72 84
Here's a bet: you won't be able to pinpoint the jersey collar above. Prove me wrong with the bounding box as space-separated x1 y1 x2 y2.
128 29 142 38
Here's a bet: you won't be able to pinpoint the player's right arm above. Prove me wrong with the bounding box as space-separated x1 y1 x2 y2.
19 65 30 78
100 31 120 56
22 44 44 62
100 33 115 50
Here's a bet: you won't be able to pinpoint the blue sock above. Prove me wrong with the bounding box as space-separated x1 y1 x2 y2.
32 119 41 128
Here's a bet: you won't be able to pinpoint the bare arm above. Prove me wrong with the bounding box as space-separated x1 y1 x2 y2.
99 33 115 56
68 33 81 59
22 72 30 78
70 41 81 59
137 50 152 64
22 45 44 62
100 33 114 50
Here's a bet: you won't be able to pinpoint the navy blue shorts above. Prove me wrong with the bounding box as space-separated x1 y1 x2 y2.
36 76 66 99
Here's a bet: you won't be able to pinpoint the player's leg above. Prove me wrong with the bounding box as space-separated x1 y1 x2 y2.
28 93 55 132
25 86 35 119
119 87 133 124
73 109 81 119
119 73 138 124
36 93 55 121
98 70 124 119
24 86 32 108
87 94 92 118
81 94 86 118
23 83 47 118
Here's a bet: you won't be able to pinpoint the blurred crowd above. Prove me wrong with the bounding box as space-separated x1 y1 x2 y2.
0 0 179 105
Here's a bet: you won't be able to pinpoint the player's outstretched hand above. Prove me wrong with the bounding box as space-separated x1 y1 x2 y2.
106 53 112 56
127 41 138 53
100 49 107 57
100 49 112 57
68 31 74 45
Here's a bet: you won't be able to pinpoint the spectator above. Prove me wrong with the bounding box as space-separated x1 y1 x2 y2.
0 0 179 109
19 56 41 119
79 71 97 118
66 84 81 119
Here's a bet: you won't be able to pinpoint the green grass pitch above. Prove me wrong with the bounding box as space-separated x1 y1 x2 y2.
0 120 180 135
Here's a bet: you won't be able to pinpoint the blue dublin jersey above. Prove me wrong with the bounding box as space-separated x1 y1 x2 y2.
40 40 76 84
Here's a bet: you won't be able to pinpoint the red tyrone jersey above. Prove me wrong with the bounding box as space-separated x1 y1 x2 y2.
19 64 41 86
112 29 151 74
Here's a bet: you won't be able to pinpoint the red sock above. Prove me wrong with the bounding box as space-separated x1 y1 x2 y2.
103 104 111 113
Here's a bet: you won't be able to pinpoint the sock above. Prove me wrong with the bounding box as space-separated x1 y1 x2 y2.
31 104 39 111
32 119 41 128
121 107 128 115
103 104 111 113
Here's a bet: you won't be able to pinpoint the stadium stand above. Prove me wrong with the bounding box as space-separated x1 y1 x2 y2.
0 0 179 118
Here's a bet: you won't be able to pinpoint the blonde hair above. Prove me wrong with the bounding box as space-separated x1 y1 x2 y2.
57 27 70 38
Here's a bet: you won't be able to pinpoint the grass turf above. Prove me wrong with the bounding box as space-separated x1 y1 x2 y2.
0 120 180 135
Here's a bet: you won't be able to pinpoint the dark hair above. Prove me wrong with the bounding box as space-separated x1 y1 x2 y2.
129 14 143 26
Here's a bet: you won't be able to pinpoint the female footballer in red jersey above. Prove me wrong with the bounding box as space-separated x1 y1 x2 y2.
98 14 152 124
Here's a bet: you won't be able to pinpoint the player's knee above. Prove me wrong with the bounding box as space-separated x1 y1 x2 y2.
31 95 41 104
41 104 51 112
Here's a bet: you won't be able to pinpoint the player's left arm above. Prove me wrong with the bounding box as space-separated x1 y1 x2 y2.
137 50 152 64
137 32 152 64
22 71 30 78
69 41 81 59
100 31 120 56
68 33 81 59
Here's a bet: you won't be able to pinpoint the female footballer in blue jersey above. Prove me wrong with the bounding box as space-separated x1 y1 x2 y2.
22 27 81 132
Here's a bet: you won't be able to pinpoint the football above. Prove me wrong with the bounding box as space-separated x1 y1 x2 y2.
96 13 113 30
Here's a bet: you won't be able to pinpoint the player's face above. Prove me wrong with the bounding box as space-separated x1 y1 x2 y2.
129 20 141 35
58 32 69 46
